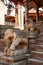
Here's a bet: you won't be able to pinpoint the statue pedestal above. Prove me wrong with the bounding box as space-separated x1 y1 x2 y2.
0 52 30 65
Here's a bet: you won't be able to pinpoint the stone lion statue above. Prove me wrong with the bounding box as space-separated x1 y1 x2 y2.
4 29 27 56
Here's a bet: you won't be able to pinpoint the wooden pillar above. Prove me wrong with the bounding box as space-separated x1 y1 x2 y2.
18 4 21 29
36 8 39 22
17 4 24 30
20 5 25 30
15 5 19 28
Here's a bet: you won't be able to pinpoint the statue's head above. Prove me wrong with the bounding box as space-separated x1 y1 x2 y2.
4 29 13 39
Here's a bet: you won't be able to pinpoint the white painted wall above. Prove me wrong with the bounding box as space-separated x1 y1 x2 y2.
0 0 7 25
0 1 25 30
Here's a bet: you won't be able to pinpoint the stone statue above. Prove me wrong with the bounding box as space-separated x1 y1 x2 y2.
27 19 38 36
4 29 27 56
26 19 35 31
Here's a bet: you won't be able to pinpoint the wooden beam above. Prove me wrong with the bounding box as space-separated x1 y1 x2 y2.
32 1 38 9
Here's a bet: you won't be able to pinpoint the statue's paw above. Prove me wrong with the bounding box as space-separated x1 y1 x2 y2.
6 49 10 56
6 49 14 57
4 48 8 56
4 50 7 56
9 50 14 56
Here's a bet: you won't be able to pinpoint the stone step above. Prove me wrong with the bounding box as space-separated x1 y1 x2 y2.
37 40 43 44
37 39 43 42
31 51 43 59
29 58 43 65
36 27 41 29
36 23 42 26
29 43 43 51
38 40 43 42
0 55 28 63
28 39 37 44
40 29 43 32
39 34 43 37
0 59 27 65
29 43 36 51
38 42 43 45
35 45 43 51
40 27 43 29
37 37 43 40
37 38 43 42
0 56 14 63
39 31 43 34
39 35 43 38
35 23 42 27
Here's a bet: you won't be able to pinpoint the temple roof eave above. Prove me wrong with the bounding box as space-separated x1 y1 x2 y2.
9 0 43 8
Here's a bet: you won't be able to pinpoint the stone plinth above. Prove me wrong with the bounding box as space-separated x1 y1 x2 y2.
0 52 30 65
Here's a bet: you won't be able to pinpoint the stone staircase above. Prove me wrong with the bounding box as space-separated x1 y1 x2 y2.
29 22 43 65
0 22 43 65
